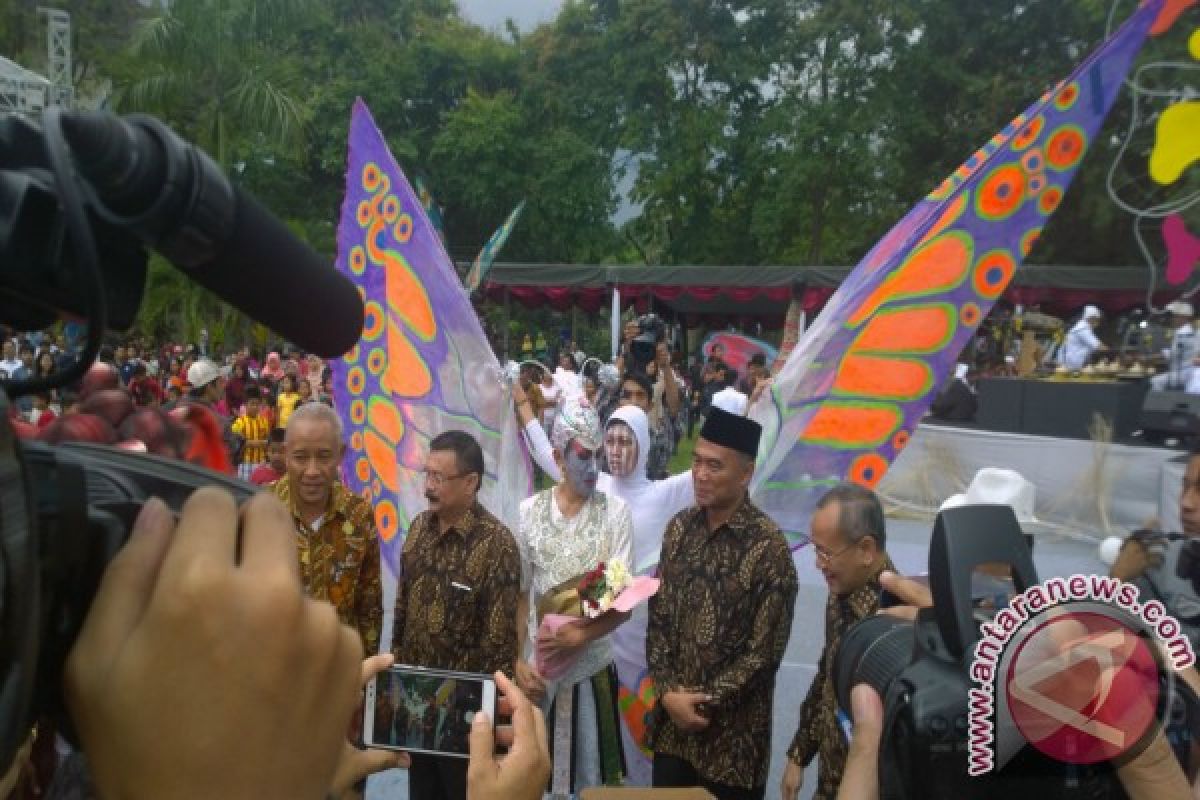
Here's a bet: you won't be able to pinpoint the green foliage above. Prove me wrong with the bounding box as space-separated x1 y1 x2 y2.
13 0 1190 345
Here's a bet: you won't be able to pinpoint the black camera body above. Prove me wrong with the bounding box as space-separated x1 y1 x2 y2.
0 107 350 773
628 313 666 370
834 506 1144 799
0 387 256 769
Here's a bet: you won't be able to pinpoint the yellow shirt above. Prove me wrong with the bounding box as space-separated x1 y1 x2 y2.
277 391 300 429
231 411 271 464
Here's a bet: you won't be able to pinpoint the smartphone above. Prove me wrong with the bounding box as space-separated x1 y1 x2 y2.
363 665 496 759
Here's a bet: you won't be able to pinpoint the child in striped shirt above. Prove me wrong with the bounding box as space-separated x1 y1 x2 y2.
232 385 271 481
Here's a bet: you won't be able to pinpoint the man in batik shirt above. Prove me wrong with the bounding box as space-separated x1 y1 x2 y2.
647 407 797 800
392 429 522 800
273 402 382 654
781 484 894 800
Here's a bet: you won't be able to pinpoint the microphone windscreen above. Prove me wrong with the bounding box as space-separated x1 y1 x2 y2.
189 187 364 357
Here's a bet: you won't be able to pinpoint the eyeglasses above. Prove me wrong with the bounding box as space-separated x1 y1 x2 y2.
811 540 856 564
421 470 467 487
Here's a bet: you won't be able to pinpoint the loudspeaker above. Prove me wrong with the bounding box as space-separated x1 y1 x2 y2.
1140 390 1200 438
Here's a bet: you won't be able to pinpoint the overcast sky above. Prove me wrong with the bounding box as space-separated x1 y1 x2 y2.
456 0 564 31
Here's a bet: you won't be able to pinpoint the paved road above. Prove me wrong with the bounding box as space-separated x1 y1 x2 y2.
368 516 1107 799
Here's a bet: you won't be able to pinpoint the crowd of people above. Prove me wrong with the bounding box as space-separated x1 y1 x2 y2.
0 330 337 482
5 313 1200 800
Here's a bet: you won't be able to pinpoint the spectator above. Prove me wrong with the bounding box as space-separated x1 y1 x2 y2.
185 359 239 464
738 353 767 395
116 344 137 386
128 363 163 408
929 364 977 423
616 371 672 480
0 340 23 378
261 350 285 388
276 373 302 429
226 360 250 414
232 385 271 482
250 428 287 486
28 392 57 430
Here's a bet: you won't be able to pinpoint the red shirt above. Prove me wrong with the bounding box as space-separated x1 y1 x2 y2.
249 464 281 486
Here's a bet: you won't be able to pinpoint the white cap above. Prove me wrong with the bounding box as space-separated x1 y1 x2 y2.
939 467 1038 526
186 359 221 389
1083 305 1103 320
1167 301 1194 317
711 386 748 416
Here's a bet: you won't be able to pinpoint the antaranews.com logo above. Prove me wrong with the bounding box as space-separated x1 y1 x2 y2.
968 573 1196 775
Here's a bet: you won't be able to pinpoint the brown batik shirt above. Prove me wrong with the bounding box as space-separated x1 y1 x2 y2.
646 498 798 789
787 555 894 800
392 502 522 675
274 476 383 655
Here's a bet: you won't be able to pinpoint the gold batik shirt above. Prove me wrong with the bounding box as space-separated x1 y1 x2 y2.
787 555 894 800
646 498 798 789
392 503 522 675
273 476 383 654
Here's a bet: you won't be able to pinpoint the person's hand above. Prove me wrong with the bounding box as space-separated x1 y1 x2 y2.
656 341 671 368
878 570 933 621
514 659 546 705
512 380 528 408
1111 533 1164 582
65 490 364 800
662 689 711 733
836 684 885 800
329 653 410 799
749 376 773 408
780 757 804 800
468 671 551 800
536 619 587 661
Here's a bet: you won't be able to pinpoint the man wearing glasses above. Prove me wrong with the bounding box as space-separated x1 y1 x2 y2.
781 484 894 800
390 429 523 800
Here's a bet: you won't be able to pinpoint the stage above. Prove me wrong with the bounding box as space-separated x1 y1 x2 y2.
975 376 1150 441
878 420 1187 538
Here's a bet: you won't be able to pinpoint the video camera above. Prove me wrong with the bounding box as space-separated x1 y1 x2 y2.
628 312 666 371
0 108 364 771
832 506 1196 799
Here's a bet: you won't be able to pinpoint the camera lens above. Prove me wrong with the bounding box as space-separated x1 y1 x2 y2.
834 614 913 715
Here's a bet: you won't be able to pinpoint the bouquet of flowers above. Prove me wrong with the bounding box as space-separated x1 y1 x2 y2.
534 558 659 680
577 559 634 618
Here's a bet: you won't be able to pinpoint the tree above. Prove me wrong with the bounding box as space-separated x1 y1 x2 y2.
114 0 310 166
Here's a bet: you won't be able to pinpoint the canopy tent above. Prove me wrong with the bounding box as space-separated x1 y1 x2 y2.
479 262 1175 328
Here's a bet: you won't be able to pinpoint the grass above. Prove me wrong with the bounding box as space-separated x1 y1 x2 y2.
669 429 698 474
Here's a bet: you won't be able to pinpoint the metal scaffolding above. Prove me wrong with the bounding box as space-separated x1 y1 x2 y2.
37 7 73 109
0 8 72 116
0 56 52 115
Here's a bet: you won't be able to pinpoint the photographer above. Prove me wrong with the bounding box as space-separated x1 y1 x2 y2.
1111 447 1200 656
11 487 551 800
835 573 1194 800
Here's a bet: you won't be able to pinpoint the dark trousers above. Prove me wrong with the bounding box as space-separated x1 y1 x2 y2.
408 752 468 800
652 753 765 800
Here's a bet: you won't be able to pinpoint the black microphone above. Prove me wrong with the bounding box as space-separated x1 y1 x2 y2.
60 111 364 357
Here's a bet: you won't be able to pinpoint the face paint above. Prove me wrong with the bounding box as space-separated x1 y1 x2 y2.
604 422 639 478
564 440 600 498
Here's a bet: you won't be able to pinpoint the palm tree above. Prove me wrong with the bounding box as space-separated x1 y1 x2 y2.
116 0 310 166
116 0 312 348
